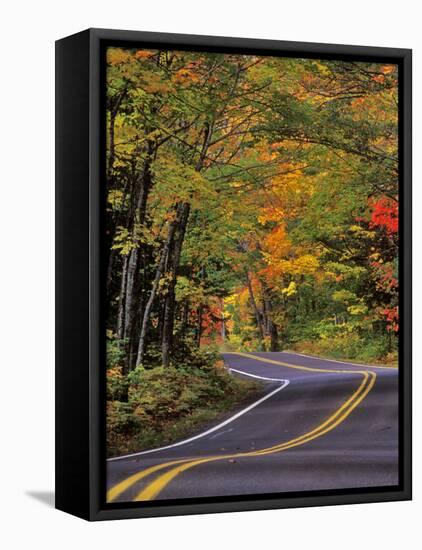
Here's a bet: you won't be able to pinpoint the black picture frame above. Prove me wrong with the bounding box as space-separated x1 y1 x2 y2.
55 28 412 521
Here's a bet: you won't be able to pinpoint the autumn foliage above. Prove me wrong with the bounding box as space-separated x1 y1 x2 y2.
105 48 399 453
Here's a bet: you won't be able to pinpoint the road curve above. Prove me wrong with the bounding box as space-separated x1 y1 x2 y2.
106 351 398 503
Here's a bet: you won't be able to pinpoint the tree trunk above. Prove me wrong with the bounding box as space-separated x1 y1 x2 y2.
196 305 203 347
117 254 129 340
123 248 138 334
262 283 278 352
136 207 183 366
162 288 175 367
220 298 226 342
181 299 190 339
119 147 155 370
107 87 127 178
245 271 265 342
161 203 190 366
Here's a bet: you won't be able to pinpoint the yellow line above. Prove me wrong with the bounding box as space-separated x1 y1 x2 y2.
106 459 190 502
134 369 376 501
108 352 378 502
227 351 370 375
253 373 372 454
229 351 397 371
134 373 374 501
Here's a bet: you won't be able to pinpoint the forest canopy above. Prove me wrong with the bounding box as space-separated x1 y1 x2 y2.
105 47 398 455
106 48 398 365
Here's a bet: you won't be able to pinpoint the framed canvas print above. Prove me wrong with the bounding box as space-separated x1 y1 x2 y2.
55 28 412 521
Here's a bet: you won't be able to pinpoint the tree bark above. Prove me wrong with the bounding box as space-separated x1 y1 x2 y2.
160 121 211 365
196 304 203 347
123 248 138 336
181 299 190 339
117 254 129 340
162 203 190 366
245 271 265 342
135 206 183 366
120 146 155 369
220 298 226 342
262 283 278 352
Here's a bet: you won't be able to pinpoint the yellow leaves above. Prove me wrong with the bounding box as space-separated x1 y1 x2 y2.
347 304 368 316
111 224 158 255
107 48 133 66
238 287 252 309
349 225 376 240
258 206 285 225
313 61 332 77
278 254 319 276
282 281 297 296
107 189 124 211
262 252 320 286
332 289 356 304
157 272 174 296
111 227 134 255
224 294 237 307
295 254 320 273
349 224 361 232
369 251 381 261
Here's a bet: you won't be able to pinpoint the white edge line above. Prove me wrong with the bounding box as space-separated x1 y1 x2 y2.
107 369 290 462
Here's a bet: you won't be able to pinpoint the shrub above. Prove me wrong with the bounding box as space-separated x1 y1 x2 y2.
106 366 129 401
106 337 127 369
106 359 260 457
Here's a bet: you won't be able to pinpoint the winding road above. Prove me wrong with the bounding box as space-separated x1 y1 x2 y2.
106 351 399 503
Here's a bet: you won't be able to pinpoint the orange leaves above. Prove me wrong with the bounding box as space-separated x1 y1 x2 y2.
106 47 155 68
134 49 154 59
372 74 386 84
262 224 291 258
351 97 366 108
381 65 396 75
173 67 200 85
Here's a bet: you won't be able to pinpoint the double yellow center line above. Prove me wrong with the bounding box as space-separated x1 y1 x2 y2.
107 352 379 502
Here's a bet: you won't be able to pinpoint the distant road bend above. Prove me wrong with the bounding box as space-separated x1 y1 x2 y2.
107 351 399 502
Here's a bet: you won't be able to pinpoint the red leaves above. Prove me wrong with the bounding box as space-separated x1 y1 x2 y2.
369 196 398 236
381 306 399 332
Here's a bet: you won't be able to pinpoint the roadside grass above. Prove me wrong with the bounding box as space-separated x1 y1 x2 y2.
106 359 262 458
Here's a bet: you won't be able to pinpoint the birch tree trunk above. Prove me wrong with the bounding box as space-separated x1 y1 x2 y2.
117 254 129 340
135 209 181 366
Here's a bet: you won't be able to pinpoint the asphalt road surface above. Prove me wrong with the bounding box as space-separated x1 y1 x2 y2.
106 351 398 503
